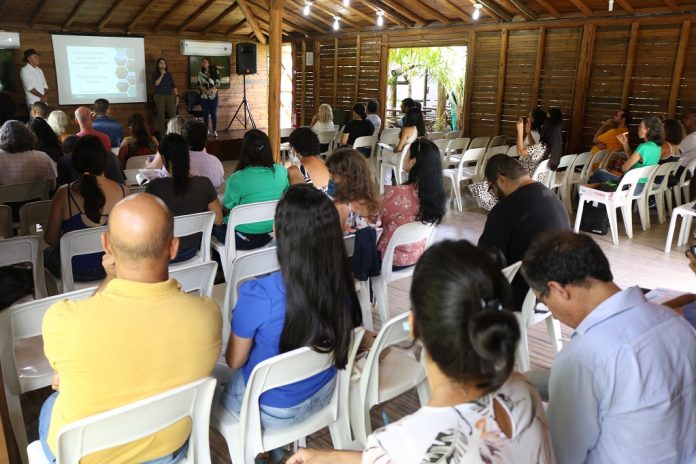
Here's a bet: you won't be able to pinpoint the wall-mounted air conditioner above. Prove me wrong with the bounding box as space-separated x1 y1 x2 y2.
180 40 232 56
0 32 20 49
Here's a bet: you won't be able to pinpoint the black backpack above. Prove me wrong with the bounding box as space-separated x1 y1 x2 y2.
579 203 609 235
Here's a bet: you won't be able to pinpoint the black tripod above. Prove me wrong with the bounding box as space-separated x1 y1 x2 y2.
226 74 256 130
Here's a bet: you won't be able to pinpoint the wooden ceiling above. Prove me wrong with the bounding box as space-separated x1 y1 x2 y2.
0 0 693 42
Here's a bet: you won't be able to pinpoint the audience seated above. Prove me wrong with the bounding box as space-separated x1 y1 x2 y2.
57 133 125 186
340 103 375 155
117 113 158 168
44 135 129 281
145 133 223 263
517 111 563 172
219 185 360 455
287 127 331 194
378 139 446 269
394 97 415 128
522 231 696 463
74 106 111 152
146 115 186 170
0 120 56 189
661 118 685 163
214 129 289 249
47 110 70 142
91 98 124 147
589 116 663 195
39 193 221 463
477 155 569 310
382 108 425 186
591 109 631 154
310 103 335 133
289 240 554 464
526 108 546 146
325 148 381 233
182 119 224 189
366 99 381 133
28 102 62 162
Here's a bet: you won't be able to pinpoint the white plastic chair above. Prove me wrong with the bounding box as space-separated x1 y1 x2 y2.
0 236 48 300
445 130 463 140
211 200 278 280
47 225 108 294
442 147 486 212
212 329 363 464
317 130 337 158
380 128 400 138
445 137 471 166
171 211 215 268
349 312 429 445
0 287 95 464
488 135 507 148
506 145 519 157
373 222 437 324
0 181 50 229
478 146 509 182
664 201 696 253
27 377 217 464
169 261 218 297
329 126 344 154
587 150 609 179
433 139 451 163
670 158 696 207
0 204 11 238
353 135 378 159
515 289 562 373
379 143 412 194
427 131 445 141
19 200 52 237
547 154 577 194
573 166 655 245
630 165 660 232
468 136 491 150
561 152 593 212
643 162 677 228
123 168 141 187
125 155 150 170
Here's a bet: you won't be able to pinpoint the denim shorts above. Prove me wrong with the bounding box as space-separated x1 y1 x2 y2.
219 369 336 429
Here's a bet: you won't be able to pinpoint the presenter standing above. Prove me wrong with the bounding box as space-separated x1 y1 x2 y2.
198 57 220 138
152 57 179 139
20 48 48 111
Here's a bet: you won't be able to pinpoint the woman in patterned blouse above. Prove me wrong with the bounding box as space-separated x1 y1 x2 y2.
198 57 220 137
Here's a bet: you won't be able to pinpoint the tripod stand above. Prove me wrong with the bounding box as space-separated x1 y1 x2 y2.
226 74 256 131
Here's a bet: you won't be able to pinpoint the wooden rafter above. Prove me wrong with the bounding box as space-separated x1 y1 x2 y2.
127 0 157 32
613 0 634 13
245 0 297 33
202 1 238 34
439 0 473 22
667 20 690 117
226 18 247 35
621 22 639 109
28 0 50 27
178 0 218 34
467 0 512 21
567 0 593 16
532 0 559 18
360 0 415 27
663 0 678 10
97 0 128 31
63 0 89 28
268 0 326 32
324 0 396 26
507 0 538 20
286 0 339 28
305 0 362 28
377 0 425 25
238 0 268 43
394 0 451 24
153 0 192 32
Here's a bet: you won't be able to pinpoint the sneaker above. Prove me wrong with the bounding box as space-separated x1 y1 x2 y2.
207 129 213 136
213 130 218 137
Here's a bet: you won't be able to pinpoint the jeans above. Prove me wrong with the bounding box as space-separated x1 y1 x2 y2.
44 247 106 282
589 169 646 195
220 369 336 429
200 96 218 131
212 224 273 250
170 245 198 264
39 392 189 463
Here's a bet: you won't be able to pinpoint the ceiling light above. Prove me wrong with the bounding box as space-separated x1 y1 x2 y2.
472 3 482 20
343 0 350 6
377 10 384 26
608 0 614 10
333 15 340 30
303 0 311 15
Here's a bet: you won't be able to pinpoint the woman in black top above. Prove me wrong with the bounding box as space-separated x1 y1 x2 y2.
340 103 376 156
151 57 179 139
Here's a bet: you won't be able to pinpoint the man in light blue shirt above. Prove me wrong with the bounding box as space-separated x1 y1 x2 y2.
522 231 696 464
91 98 123 148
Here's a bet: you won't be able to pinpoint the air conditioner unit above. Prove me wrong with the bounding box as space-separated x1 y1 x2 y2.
0 31 20 49
180 40 232 57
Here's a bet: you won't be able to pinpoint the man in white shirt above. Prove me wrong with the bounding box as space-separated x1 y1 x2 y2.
522 231 696 464
19 49 48 111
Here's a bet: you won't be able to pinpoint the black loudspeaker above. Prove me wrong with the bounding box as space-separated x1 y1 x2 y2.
236 43 257 75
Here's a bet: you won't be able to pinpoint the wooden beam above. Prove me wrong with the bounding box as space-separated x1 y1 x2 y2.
378 34 389 125
667 20 691 117
568 24 596 154
568 0 593 16
178 0 217 34
354 34 361 102
286 0 336 28
305 0 362 28
301 40 307 125
508 0 538 20
96 0 128 31
468 0 512 21
313 40 321 114
127 0 157 32
238 0 268 44
439 0 472 22
359 0 415 27
392 0 451 24
325 0 381 25
153 0 191 32
376 1 425 25
532 0 559 17
63 0 89 29
28 0 49 27
333 37 338 107
226 18 247 35
269 0 286 161
530 27 546 107
663 0 678 10
283 10 327 33
614 0 635 13
462 32 476 136
202 1 238 35
494 29 509 134
621 22 639 109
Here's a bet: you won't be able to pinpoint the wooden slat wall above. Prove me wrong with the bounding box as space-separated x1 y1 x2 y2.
357 36 381 103
677 22 696 119
336 38 357 109
501 29 539 137
469 32 501 136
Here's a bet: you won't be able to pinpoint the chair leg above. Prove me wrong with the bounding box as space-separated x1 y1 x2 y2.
356 281 373 332
665 211 680 253
678 215 694 247
666 189 673 217
606 205 619 244
372 277 390 325
573 197 586 232
379 164 385 195
656 192 666 225
683 184 691 204
619 204 632 240
675 186 683 207
545 316 563 354
328 415 352 450
515 323 531 372
637 197 649 231
454 179 463 212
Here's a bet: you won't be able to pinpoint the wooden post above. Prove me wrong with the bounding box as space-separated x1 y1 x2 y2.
667 20 691 117
378 34 389 126
494 30 509 135
530 27 546 109
300 40 307 126
354 34 361 104
621 22 639 109
462 32 476 136
568 24 596 154
333 38 338 108
268 0 286 162
313 40 321 115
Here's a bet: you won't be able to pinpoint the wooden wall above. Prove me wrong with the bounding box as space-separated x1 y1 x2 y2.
291 14 696 154
3 28 269 135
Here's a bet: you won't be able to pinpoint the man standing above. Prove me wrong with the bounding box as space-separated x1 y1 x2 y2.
522 231 696 464
92 98 123 148
39 193 221 463
590 109 631 154
478 155 570 309
19 48 48 111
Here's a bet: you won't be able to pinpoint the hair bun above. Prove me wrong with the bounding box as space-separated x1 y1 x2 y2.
468 308 520 389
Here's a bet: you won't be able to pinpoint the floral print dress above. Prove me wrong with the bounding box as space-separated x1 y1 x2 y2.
377 184 424 267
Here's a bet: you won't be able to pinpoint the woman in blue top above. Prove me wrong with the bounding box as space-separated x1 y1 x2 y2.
220 184 361 432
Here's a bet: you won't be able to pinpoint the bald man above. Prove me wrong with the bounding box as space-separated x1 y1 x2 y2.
74 106 111 152
39 193 221 463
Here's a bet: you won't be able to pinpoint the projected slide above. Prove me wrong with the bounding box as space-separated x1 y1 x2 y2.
52 34 147 105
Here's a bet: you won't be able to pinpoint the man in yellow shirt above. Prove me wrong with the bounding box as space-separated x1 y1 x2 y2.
591 109 632 154
39 193 221 464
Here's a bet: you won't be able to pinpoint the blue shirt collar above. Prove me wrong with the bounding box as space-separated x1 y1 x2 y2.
573 286 647 337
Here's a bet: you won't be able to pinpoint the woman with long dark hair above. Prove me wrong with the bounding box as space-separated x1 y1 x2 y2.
382 108 426 186
198 57 220 137
378 139 446 269
288 240 553 464
145 133 223 263
516 112 563 175
117 113 157 168
220 184 360 432
44 135 128 281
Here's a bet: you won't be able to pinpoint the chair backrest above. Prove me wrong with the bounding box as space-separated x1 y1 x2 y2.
506 145 519 157
59 226 108 293
57 377 216 464
646 162 676 193
680 158 696 184
600 150 623 170
568 151 593 181
280 127 294 138
125 155 150 170
0 205 11 239
447 137 470 154
222 200 278 272
380 222 436 284
0 236 47 299
614 165 655 200
433 139 451 157
19 200 52 237
629 165 659 199
123 169 141 187
427 131 445 141
478 146 509 179
353 135 378 156
469 136 491 149
502 261 522 282
0 181 50 204
379 134 400 147
317 129 337 144
172 211 215 265
488 135 507 147
380 128 401 138
169 261 218 298
456 147 486 173
445 130 463 140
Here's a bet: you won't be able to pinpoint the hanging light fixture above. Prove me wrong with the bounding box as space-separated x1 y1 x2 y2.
472 3 483 20
333 15 340 30
303 0 311 16
608 0 614 10
376 10 384 26
343 0 350 6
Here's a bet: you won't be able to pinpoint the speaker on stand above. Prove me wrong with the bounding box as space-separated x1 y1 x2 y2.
226 43 257 131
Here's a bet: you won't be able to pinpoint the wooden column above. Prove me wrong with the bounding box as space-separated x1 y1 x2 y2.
621 22 639 109
313 40 321 115
300 40 307 126
530 27 546 109
462 32 476 136
667 20 691 117
354 34 361 104
378 34 389 125
494 30 509 135
268 0 286 161
333 38 338 108
568 24 596 154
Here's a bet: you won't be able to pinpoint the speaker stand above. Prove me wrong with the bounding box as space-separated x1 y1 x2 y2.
226 74 256 131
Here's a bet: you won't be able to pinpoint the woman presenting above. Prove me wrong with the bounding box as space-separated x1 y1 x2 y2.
152 57 179 139
198 57 220 138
